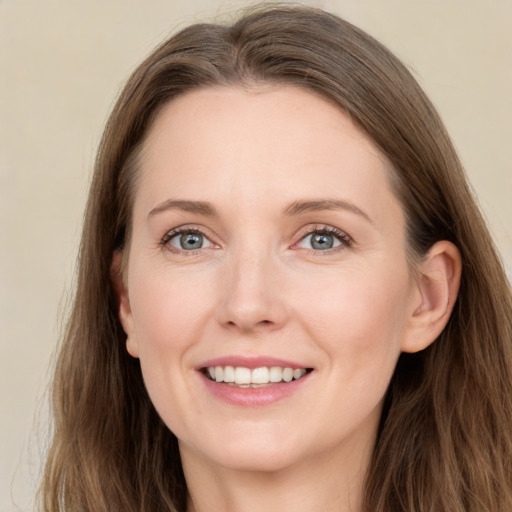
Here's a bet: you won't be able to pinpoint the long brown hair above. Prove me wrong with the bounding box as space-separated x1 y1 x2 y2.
41 5 512 511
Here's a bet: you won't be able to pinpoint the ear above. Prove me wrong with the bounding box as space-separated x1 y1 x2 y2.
401 241 462 353
111 251 139 358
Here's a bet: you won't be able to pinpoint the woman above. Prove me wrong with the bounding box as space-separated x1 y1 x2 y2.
41 5 512 512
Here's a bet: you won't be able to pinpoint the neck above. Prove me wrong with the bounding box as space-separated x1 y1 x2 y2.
182 438 373 512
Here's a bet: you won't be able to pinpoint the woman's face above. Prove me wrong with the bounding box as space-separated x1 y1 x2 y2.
119 85 422 474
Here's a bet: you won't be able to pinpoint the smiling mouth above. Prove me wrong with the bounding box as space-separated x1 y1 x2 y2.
202 366 313 388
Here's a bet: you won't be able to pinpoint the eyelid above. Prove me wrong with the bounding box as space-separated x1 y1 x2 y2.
160 225 220 253
292 224 353 251
159 223 352 254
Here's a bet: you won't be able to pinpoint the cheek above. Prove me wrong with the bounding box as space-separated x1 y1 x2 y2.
127 269 215 432
128 267 215 361
295 261 411 372
301 267 411 427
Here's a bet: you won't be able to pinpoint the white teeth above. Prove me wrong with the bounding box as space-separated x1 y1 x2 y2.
223 365 235 383
293 368 306 380
269 366 283 383
282 368 293 382
205 365 309 385
234 367 251 385
251 367 270 384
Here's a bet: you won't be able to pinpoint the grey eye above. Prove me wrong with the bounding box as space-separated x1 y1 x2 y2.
171 232 205 250
310 233 335 250
297 231 343 251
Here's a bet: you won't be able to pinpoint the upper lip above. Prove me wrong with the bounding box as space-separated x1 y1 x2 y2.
197 356 311 370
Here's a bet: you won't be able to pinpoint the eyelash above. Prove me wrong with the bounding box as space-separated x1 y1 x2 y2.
294 225 353 252
160 226 212 254
160 225 352 254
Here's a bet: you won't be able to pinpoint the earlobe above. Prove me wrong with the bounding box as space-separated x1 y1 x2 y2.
111 251 139 358
401 241 462 353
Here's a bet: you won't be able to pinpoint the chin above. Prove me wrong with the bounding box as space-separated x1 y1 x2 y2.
214 449 300 473
181 431 304 474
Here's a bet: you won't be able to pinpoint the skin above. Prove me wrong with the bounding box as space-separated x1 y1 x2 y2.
116 86 461 512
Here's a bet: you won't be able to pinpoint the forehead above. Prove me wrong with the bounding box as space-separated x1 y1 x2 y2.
144 85 386 165
134 85 399 222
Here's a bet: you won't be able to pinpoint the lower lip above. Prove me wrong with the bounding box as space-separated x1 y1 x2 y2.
200 372 311 407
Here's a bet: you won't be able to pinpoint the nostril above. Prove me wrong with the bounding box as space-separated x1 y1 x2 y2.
226 319 272 328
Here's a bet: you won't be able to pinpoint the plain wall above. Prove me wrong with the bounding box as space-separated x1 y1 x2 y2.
1 1 511 510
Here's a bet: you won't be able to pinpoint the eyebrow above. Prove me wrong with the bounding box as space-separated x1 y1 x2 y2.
148 199 217 218
147 198 371 223
283 199 372 223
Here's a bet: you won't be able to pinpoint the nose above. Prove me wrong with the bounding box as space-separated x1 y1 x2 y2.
216 249 289 334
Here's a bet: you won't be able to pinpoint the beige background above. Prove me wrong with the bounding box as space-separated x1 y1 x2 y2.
1 1 511 510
